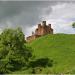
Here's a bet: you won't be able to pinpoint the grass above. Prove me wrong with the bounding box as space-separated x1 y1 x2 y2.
27 34 75 74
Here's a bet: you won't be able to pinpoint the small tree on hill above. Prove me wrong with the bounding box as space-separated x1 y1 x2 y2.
72 22 75 28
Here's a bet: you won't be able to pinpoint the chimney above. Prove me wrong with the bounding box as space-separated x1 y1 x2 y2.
42 21 46 26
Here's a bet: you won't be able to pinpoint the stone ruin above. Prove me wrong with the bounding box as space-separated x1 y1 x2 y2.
26 21 53 42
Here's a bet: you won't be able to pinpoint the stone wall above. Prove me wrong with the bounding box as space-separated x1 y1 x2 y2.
26 21 53 42
35 21 53 36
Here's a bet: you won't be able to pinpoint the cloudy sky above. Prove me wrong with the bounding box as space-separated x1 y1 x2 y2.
0 1 75 37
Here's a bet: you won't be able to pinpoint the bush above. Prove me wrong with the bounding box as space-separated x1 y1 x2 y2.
29 58 53 68
28 58 53 74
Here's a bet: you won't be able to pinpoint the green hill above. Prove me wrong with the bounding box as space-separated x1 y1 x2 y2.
27 34 75 73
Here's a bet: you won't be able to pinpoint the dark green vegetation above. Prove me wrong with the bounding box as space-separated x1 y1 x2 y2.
27 34 75 74
72 22 75 28
0 28 32 73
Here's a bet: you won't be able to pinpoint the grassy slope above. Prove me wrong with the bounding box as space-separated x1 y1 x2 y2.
27 34 75 73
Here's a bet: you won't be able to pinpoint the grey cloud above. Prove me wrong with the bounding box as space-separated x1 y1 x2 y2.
0 1 56 36
0 1 56 28
0 1 74 36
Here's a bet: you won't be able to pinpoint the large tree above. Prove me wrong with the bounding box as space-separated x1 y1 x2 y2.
0 27 32 73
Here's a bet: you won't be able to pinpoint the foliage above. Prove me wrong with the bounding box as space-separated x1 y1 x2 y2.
0 27 32 73
29 58 53 68
72 22 75 28
29 58 53 74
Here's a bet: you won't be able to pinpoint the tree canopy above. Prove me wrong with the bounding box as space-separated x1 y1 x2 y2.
0 27 32 73
72 22 75 28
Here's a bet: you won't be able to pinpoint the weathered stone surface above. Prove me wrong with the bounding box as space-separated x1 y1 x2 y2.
26 21 53 42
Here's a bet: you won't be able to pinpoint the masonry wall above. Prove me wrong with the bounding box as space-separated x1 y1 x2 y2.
26 21 53 42
35 23 53 36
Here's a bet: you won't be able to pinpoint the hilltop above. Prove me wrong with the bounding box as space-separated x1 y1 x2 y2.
27 34 75 73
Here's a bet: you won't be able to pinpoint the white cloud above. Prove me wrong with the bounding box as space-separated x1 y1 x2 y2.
40 2 75 34
25 25 37 38
26 2 75 37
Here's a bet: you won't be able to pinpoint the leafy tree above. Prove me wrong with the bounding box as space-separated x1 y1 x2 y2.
0 27 32 73
72 22 75 28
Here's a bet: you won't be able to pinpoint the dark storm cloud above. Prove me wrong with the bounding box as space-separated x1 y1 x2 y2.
0 1 57 31
0 2 23 19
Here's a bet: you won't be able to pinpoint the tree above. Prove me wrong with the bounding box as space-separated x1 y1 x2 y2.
72 22 75 28
0 27 32 73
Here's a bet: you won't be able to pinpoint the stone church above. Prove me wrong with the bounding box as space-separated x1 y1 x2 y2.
26 21 53 42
